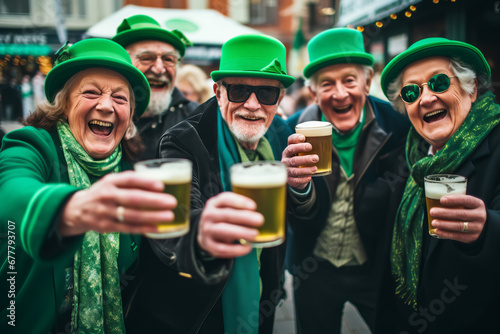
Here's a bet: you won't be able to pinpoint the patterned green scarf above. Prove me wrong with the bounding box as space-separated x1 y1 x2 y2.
391 92 500 310
57 121 125 333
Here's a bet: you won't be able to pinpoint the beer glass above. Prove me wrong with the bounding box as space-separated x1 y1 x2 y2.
424 174 467 238
230 161 287 248
134 158 192 239
295 121 333 176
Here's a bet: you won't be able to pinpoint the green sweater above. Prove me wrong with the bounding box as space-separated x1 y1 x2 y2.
0 126 140 333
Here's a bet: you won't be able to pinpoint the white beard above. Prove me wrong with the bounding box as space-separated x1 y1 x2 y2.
144 90 172 117
228 122 267 149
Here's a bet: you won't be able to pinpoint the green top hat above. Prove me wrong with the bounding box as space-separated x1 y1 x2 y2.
45 38 150 118
112 14 192 57
380 37 491 98
211 34 295 88
303 28 374 79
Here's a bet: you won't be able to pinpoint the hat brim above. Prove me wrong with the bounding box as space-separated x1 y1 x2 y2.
303 53 374 78
112 27 186 57
211 70 295 88
380 40 491 98
45 56 150 118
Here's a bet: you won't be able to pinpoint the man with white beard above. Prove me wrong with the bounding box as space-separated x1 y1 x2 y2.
113 14 200 160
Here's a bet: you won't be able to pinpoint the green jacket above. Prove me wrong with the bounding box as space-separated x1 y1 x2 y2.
0 126 140 333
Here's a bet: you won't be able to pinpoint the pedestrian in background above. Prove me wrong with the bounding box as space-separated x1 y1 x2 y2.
177 63 212 104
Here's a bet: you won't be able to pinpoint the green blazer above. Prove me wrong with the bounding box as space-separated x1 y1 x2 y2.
0 126 140 333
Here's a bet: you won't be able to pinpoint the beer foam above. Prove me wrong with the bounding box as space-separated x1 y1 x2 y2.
135 163 192 183
231 165 286 188
425 182 466 199
295 121 332 136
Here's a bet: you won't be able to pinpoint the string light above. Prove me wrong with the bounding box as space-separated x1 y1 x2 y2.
410 5 416 11
375 21 383 27
356 26 365 32
390 14 397 19
433 0 439 3
405 11 412 17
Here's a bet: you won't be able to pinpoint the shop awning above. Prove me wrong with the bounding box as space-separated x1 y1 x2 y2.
336 0 423 27
0 43 52 56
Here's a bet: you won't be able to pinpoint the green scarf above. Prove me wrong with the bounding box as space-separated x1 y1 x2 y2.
217 110 275 334
57 121 125 333
322 109 365 177
391 92 500 310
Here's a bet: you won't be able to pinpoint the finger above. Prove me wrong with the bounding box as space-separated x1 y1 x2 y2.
203 208 264 228
115 206 176 225
288 133 306 145
102 172 166 192
440 194 482 209
283 143 314 158
288 165 317 177
115 189 178 210
207 192 258 211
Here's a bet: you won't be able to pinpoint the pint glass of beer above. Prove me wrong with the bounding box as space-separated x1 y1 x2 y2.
134 158 192 239
424 174 467 238
230 161 287 248
295 121 333 176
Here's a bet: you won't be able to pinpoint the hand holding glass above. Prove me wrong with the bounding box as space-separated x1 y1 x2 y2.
134 158 192 239
295 121 333 176
424 174 467 238
230 161 287 248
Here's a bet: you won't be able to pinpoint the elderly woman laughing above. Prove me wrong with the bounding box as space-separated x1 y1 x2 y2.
0 39 177 333
375 38 500 333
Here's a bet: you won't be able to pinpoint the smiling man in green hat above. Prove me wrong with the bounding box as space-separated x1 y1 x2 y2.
123 33 294 334
281 27 410 333
112 14 200 161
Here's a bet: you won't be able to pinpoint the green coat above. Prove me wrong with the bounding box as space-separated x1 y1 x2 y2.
0 126 140 333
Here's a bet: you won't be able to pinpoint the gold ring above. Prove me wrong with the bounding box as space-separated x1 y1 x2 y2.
116 206 125 223
462 221 469 232
239 239 248 245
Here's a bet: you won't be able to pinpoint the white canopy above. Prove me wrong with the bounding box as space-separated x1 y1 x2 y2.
86 4 261 45
85 5 261 64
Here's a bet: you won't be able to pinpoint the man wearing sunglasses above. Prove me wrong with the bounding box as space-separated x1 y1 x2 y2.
282 28 410 333
112 14 200 160
123 34 295 334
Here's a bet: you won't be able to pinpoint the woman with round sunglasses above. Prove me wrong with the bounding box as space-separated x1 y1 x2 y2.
375 38 500 333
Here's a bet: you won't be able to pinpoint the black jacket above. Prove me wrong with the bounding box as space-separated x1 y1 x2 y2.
134 87 199 161
376 123 500 334
123 97 292 334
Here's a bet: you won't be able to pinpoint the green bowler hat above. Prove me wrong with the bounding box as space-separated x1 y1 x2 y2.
303 28 374 78
112 14 192 57
380 37 491 98
45 38 150 118
211 34 295 88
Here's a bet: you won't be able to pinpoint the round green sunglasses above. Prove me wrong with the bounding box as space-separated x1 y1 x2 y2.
400 73 457 104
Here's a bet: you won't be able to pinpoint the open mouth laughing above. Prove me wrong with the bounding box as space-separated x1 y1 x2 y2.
333 105 351 114
89 120 113 136
148 78 168 89
423 109 447 123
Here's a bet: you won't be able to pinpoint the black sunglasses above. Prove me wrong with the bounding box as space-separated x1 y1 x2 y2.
400 73 457 104
221 82 281 105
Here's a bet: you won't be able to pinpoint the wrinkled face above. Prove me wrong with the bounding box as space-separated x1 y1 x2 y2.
402 56 477 151
215 77 283 150
127 40 178 105
64 68 132 159
310 63 371 133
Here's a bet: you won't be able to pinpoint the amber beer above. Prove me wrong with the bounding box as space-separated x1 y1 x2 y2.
295 121 333 176
230 162 287 247
134 158 192 239
424 174 467 237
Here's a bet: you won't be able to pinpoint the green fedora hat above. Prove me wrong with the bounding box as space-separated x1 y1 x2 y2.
112 14 192 57
303 28 374 78
380 37 491 98
211 34 295 88
45 38 150 118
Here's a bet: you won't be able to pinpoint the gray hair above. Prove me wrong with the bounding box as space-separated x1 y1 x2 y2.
387 57 492 114
308 64 373 92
